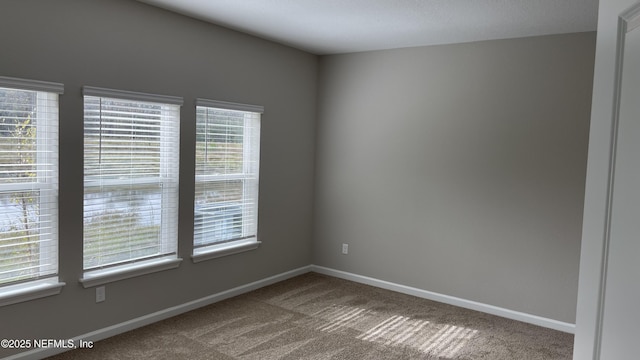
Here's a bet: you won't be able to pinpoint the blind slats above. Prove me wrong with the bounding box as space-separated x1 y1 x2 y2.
83 93 180 271
194 104 261 249
0 85 59 286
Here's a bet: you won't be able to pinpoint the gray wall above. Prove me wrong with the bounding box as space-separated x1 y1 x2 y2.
0 0 597 356
0 0 317 357
313 32 595 323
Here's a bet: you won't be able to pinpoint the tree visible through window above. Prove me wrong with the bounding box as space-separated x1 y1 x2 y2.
0 82 60 286
82 88 181 272
193 100 261 255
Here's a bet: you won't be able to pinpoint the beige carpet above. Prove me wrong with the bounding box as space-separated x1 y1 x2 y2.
47 273 573 360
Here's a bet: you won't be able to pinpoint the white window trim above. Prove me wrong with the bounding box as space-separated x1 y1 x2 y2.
192 239 261 263
80 257 183 288
83 86 183 105
195 98 263 113
81 86 183 284
192 100 262 260
0 76 64 94
0 76 64 306
0 279 65 307
0 94 59 282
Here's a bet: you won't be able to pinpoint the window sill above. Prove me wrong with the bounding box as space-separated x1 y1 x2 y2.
80 257 183 288
0 279 65 307
192 240 261 263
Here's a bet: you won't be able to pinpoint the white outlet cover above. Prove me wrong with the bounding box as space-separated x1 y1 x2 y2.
96 286 106 303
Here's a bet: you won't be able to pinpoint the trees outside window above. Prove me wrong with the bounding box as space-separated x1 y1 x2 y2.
0 83 60 287
193 100 261 257
82 88 181 275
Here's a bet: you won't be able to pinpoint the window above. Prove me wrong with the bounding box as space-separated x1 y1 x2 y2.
81 87 182 287
193 99 262 262
0 76 64 306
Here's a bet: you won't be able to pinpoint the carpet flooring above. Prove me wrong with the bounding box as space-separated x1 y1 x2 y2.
46 272 573 359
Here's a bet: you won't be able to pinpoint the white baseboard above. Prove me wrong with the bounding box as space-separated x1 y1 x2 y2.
6 263 574 360
5 265 312 360
310 265 575 334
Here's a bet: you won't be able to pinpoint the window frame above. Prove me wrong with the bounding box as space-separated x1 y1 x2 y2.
192 99 262 263
79 86 183 288
0 76 65 307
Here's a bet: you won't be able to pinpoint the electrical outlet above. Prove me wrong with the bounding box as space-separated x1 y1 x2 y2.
342 243 349 255
96 286 106 303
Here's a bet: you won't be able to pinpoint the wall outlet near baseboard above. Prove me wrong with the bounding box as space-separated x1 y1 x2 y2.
342 243 349 255
96 286 106 303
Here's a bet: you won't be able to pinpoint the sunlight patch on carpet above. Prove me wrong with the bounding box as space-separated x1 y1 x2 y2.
359 315 430 346
307 304 374 333
418 324 478 357
357 313 478 357
306 303 479 358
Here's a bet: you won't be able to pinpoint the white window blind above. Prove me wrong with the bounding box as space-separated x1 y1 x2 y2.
0 76 62 287
83 87 181 272
194 100 261 254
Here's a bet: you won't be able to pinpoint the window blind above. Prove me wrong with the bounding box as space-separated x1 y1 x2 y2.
194 100 261 251
0 76 62 286
83 88 181 271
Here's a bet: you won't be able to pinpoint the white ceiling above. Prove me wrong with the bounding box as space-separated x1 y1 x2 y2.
138 0 599 55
